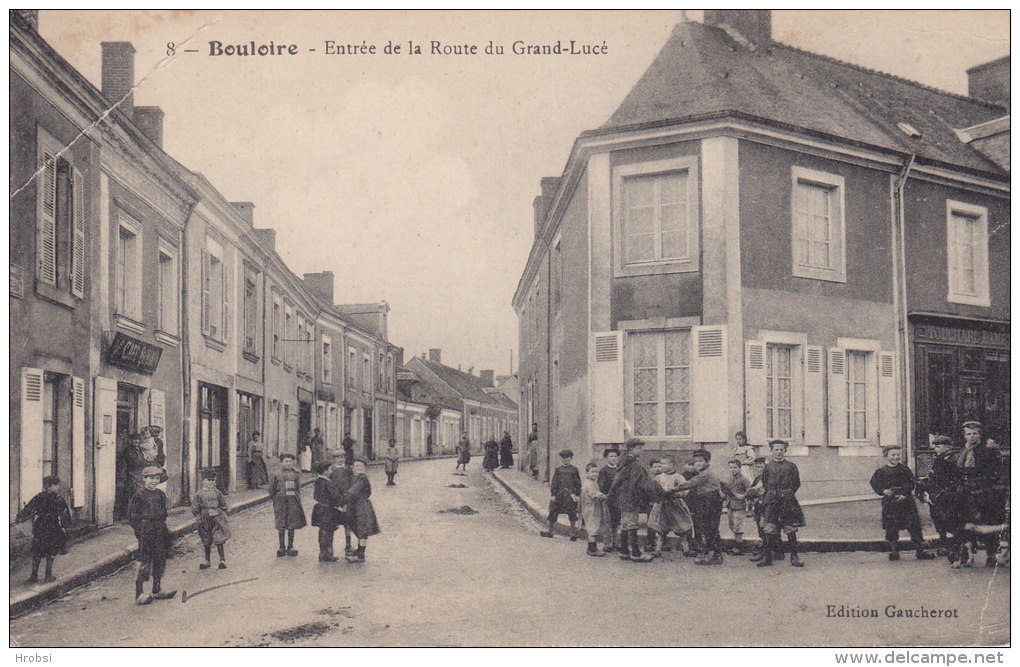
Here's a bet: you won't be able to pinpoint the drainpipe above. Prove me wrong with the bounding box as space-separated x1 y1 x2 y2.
179 201 197 504
892 154 915 468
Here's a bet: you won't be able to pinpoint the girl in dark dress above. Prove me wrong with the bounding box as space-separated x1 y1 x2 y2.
482 439 499 472
270 452 307 557
499 431 514 468
311 461 345 562
870 446 935 561
16 476 71 584
342 459 380 562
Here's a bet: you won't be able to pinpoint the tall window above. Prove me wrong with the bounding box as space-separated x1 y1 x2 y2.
378 352 384 390
766 344 794 440
322 336 332 384
272 297 281 360
283 404 290 449
622 171 690 265
362 354 370 392
36 128 86 298
791 167 846 282
284 309 293 368
846 351 869 441
349 348 357 389
157 245 177 334
243 266 258 356
387 354 393 393
117 216 141 319
631 330 691 438
43 374 60 477
202 238 227 341
947 201 990 306
552 239 562 315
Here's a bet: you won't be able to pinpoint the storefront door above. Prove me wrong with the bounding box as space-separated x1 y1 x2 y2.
236 392 261 489
197 383 230 492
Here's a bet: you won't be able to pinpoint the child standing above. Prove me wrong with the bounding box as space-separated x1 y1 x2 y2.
580 462 609 556
384 439 400 486
757 440 805 568
192 470 230 569
311 461 344 562
731 431 757 485
342 459 380 562
269 452 307 557
648 457 694 558
16 475 71 584
128 466 176 604
676 450 724 565
745 456 769 562
921 435 965 565
541 450 582 540
722 459 748 555
870 446 935 562
330 451 356 557
596 447 621 551
455 432 471 474
607 438 658 562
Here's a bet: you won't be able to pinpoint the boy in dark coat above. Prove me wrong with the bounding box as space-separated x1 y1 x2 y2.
920 436 965 565
596 447 621 551
757 440 806 568
128 466 176 604
330 450 356 556
956 421 1005 566
745 457 769 562
676 449 724 565
541 449 582 540
311 461 345 562
192 470 231 569
722 458 749 555
342 459 380 562
16 475 71 584
871 446 935 561
608 438 658 562
269 452 307 557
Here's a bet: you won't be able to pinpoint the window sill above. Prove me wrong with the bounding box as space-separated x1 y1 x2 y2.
35 281 76 309
114 313 146 335
792 266 847 283
615 260 699 279
947 292 991 308
837 444 882 457
154 330 180 348
204 336 227 353
242 350 260 363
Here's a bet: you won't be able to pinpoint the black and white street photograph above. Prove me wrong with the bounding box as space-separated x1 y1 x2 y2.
8 9 1011 657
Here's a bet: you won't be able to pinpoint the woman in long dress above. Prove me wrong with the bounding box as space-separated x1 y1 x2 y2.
499 431 514 469
247 431 269 488
482 439 499 472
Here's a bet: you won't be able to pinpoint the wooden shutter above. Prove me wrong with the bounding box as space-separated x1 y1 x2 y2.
692 325 728 442
744 340 767 446
149 389 166 431
71 376 86 507
20 368 45 509
878 352 898 447
201 250 211 335
827 348 847 446
804 345 825 446
590 331 623 444
93 376 118 525
37 142 58 286
221 259 230 342
71 169 86 298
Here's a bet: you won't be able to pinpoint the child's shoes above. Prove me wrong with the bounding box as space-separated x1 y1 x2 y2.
43 574 57 583
286 549 299 557
218 561 228 569
136 593 153 605
276 548 287 558
199 561 211 570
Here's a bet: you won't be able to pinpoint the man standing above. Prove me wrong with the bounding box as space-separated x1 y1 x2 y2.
342 433 356 467
526 423 539 479
956 421 1004 566
308 428 325 470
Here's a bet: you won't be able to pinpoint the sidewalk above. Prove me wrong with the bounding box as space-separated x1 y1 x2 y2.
9 455 454 618
490 466 938 551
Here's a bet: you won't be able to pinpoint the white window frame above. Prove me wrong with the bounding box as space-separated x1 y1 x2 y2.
759 330 807 445
349 347 358 389
946 200 990 307
322 335 332 385
271 294 281 361
242 264 259 358
116 211 143 321
791 166 847 283
621 319 698 442
836 337 880 445
284 306 294 370
552 234 563 317
613 156 700 277
156 239 178 336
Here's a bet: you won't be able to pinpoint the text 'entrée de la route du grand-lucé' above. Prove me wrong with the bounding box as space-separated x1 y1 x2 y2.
203 39 608 57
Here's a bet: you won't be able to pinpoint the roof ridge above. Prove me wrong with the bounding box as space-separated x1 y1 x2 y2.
770 40 1007 112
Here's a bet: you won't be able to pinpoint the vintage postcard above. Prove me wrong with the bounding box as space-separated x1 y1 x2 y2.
8 9 1010 657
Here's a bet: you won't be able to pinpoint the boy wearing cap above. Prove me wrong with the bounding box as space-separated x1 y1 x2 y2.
920 435 964 564
676 449 724 565
192 470 231 569
607 438 658 562
871 446 935 562
311 460 345 562
16 475 71 584
128 466 176 604
745 456 769 562
541 449 582 540
757 440 805 568
269 452 307 557
596 447 621 551
956 421 1004 567
331 450 356 556
722 458 749 555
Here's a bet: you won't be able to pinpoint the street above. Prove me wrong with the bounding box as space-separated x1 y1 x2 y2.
10 459 1009 647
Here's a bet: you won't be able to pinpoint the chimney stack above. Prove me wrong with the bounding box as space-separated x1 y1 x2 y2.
231 201 255 226
479 370 495 387
967 56 1010 110
133 106 164 148
428 348 442 364
533 176 560 236
101 42 136 118
303 271 335 304
254 228 276 251
704 10 772 46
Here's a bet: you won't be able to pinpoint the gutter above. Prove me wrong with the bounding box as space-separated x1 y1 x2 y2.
892 154 915 466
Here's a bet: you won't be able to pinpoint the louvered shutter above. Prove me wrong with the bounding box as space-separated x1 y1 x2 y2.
201 250 211 335
149 389 166 431
878 352 898 447
221 260 230 342
71 169 86 298
20 368 45 509
827 348 848 446
692 325 728 442
37 144 57 286
94 376 118 525
744 340 767 446
71 377 86 507
804 345 825 446
590 331 623 444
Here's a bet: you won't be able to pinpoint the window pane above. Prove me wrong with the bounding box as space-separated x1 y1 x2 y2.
659 172 687 204
664 367 689 401
634 404 657 436
853 412 867 440
624 175 655 208
778 378 792 408
634 369 657 402
660 229 686 260
659 202 685 232
633 334 657 368
664 330 690 366
665 402 690 436
778 409 792 438
627 233 655 263
776 347 791 375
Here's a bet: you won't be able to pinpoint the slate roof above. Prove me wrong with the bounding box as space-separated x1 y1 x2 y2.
596 20 1008 177
397 368 461 412
414 358 509 408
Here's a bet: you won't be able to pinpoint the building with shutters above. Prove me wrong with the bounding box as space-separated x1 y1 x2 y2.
513 11 1009 498
397 365 464 456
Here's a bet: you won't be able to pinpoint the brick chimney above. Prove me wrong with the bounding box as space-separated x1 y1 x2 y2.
479 370 494 387
704 10 772 46
533 176 560 236
12 10 38 30
303 271 335 304
231 201 255 226
967 56 1010 110
428 348 442 364
101 42 136 117
133 106 164 148
254 228 276 251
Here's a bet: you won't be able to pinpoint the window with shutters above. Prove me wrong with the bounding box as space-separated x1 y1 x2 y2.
378 352 385 391
766 344 794 440
322 336 332 385
629 329 692 438
284 308 293 370
271 296 281 361
202 238 227 342
35 129 86 301
846 351 871 441
116 214 142 320
614 157 700 277
157 243 178 336
349 348 358 389
243 265 259 358
946 201 990 307
387 354 394 393
363 354 371 393
791 167 846 282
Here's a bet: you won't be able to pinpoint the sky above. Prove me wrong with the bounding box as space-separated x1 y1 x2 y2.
37 10 1009 377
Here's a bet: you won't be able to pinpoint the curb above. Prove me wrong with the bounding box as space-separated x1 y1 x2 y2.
489 469 938 554
9 455 455 619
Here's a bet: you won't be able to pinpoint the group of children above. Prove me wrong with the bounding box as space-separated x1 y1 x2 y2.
539 436 807 568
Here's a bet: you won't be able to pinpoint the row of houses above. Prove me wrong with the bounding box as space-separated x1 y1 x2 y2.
515 11 1009 499
10 12 515 537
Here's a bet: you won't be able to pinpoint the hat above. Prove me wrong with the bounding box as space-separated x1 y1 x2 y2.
962 421 983 429
201 469 218 481
280 452 296 460
753 456 767 464
623 437 644 450
141 466 164 478
602 447 620 457
692 449 711 462
768 439 789 449
559 449 574 459
881 445 902 456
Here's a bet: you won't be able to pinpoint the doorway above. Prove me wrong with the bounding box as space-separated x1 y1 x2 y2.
114 383 141 520
237 392 262 489
197 383 230 492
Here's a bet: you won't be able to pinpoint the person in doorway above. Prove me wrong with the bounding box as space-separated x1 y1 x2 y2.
308 428 325 470
384 438 400 486
311 460 344 562
342 459 380 562
269 452 307 557
16 475 71 584
192 470 231 570
247 431 269 489
756 440 806 568
128 466 176 604
121 431 163 511
526 424 539 478
455 432 472 474
342 433 356 467
499 431 514 469
870 446 935 562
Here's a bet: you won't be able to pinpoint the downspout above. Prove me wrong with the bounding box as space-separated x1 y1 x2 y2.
179 201 197 505
893 154 915 467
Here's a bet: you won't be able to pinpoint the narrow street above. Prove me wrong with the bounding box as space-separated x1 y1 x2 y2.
10 459 1009 647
